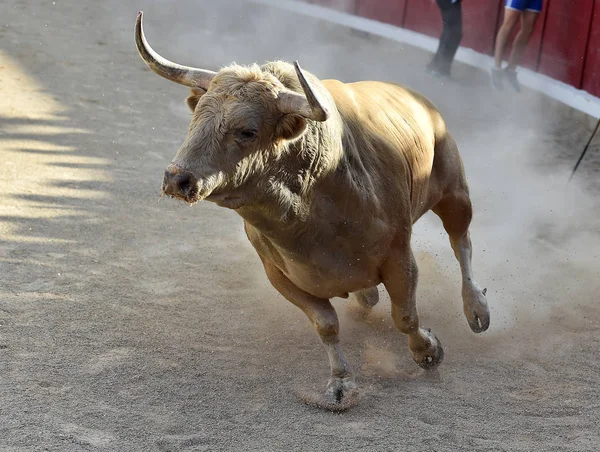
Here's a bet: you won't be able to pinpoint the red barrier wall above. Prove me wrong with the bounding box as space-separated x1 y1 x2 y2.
461 0 502 55
583 3 600 97
537 0 594 87
355 0 407 28
403 0 442 38
309 0 600 101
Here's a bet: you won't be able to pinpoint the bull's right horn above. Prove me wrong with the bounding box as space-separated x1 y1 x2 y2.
277 61 330 122
135 11 216 89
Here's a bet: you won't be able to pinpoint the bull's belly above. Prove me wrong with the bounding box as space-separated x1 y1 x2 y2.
282 258 382 299
245 224 387 299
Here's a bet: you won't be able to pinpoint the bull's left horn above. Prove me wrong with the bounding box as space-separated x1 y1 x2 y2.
135 11 216 89
277 61 330 122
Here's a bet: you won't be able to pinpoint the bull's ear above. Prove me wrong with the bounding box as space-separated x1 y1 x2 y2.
186 88 207 112
275 114 307 141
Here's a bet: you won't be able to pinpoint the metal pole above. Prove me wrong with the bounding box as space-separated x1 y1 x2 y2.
567 117 600 184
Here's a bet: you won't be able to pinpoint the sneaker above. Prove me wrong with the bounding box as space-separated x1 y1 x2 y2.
425 61 437 74
491 67 504 91
503 67 521 92
426 62 451 80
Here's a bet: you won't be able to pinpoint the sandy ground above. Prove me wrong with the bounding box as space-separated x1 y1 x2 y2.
1 0 600 450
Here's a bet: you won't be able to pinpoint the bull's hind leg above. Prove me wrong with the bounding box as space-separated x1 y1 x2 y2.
261 259 357 409
382 237 444 369
352 286 379 309
432 191 490 333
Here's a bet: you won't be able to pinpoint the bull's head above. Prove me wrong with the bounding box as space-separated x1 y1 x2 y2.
135 12 331 209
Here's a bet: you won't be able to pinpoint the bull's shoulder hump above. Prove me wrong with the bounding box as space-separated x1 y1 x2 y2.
322 80 438 123
323 80 433 110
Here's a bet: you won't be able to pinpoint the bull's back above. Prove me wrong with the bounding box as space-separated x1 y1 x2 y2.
322 79 446 219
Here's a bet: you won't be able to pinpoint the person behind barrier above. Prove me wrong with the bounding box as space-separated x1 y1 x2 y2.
426 0 462 79
491 0 543 92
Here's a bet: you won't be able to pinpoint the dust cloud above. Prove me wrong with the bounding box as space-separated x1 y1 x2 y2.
413 122 600 345
353 110 600 373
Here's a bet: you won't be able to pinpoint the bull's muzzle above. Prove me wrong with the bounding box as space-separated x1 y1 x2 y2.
162 165 199 203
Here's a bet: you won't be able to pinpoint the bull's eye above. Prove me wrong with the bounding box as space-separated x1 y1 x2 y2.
239 129 258 140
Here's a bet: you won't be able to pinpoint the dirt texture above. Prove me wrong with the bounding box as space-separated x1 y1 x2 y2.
1 0 599 451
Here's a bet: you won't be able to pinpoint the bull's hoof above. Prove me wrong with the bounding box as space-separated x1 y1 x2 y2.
324 376 358 404
296 377 359 412
410 329 444 370
463 285 490 333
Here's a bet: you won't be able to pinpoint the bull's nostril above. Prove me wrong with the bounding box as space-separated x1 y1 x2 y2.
163 167 197 200
178 175 192 196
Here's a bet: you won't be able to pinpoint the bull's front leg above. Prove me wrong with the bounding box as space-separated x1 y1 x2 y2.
261 259 358 409
382 237 444 369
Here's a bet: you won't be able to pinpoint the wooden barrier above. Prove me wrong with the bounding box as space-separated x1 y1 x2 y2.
537 0 594 88
308 0 600 99
462 0 503 56
403 0 442 38
583 3 600 97
355 0 407 28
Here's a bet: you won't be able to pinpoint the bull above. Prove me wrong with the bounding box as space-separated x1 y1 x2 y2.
134 11 490 410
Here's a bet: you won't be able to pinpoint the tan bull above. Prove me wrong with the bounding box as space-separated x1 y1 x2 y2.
135 12 490 409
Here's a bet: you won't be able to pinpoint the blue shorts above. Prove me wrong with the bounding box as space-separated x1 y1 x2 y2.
505 0 542 13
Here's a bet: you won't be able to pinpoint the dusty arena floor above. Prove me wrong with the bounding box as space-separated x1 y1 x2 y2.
1 0 600 450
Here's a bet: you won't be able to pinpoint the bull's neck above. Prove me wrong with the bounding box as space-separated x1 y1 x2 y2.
236 119 345 232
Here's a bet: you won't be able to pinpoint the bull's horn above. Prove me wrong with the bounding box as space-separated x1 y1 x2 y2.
277 61 330 122
135 11 216 89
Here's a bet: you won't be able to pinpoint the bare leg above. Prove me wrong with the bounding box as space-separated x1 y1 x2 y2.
433 192 490 333
352 286 379 309
507 11 539 70
261 259 356 405
494 9 521 68
381 237 444 369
